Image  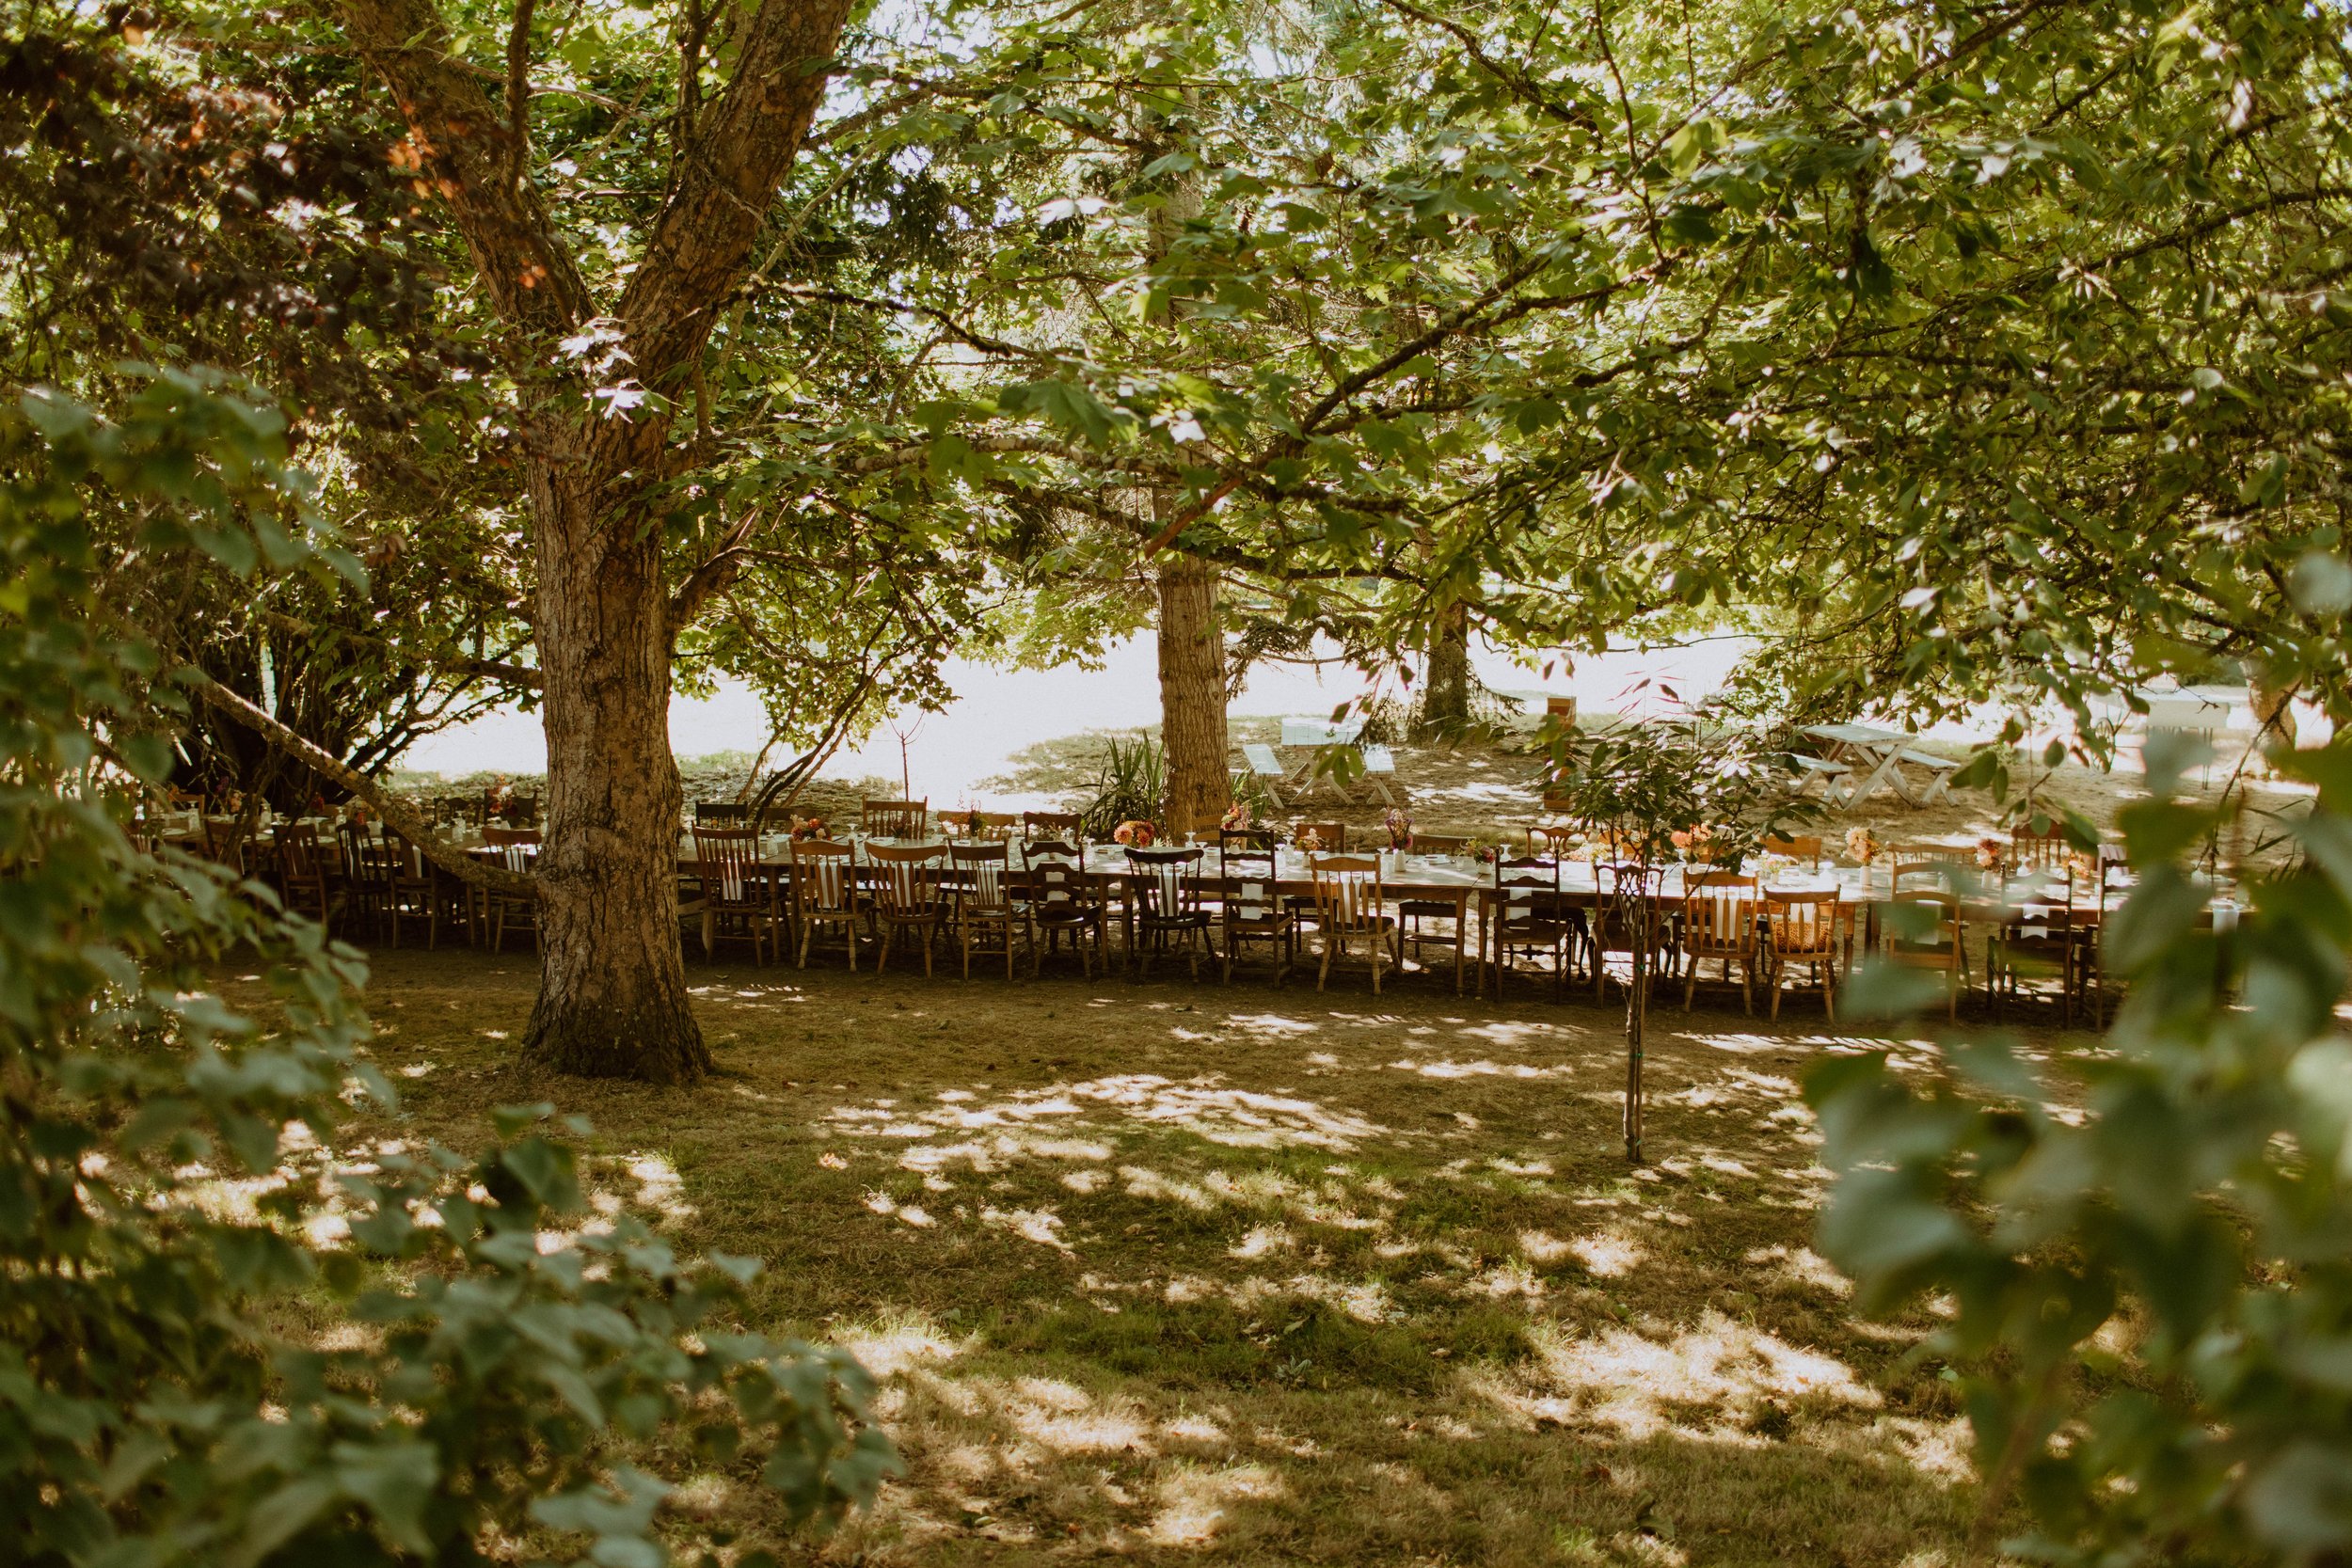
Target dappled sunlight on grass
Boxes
[265,945,2099,1566]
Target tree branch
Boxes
[186,670,539,900]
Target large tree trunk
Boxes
[1416,600,1472,741]
[522,470,708,1082]
[1158,552,1230,838]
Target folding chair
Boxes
[1241,743,1289,809]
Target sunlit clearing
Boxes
[1148,1463,1285,1545]
[1514,1311,1880,1439]
[1569,1231,1645,1278]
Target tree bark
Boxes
[343,0,851,1082]
[1157,552,1230,838]
[1416,600,1472,740]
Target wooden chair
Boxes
[948,842,1025,979]
[692,826,775,965]
[381,829,445,949]
[1591,862,1670,1001]
[2010,822,2071,873]
[1681,872,1761,1014]
[1022,839,1106,978]
[862,799,930,840]
[695,800,751,827]
[1764,891,1840,1020]
[200,816,249,877]
[789,838,862,971]
[1991,862,2079,1022]
[1309,855,1396,993]
[1491,854,1571,1001]
[276,821,339,933]
[1289,820,1346,853]
[1126,847,1216,980]
[866,843,946,975]
[1762,834,1823,870]
[1023,811,1083,843]
[1526,824,1582,857]
[334,822,384,938]
[946,809,1023,842]
[1886,889,1965,1019]
[481,827,541,952]
[1396,835,1474,994]
[1217,832,1295,985]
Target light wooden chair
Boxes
[692,826,775,966]
[1526,824,1582,857]
[1886,889,1965,1019]
[1764,891,1840,1021]
[1681,872,1760,1014]
[1397,834,1474,994]
[948,842,1025,979]
[1309,855,1396,993]
[1023,811,1083,843]
[866,843,946,975]
[480,827,541,952]
[861,799,930,840]
[1761,834,1824,870]
[789,838,862,971]
[1591,862,1669,1001]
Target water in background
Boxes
[397,634,1755,800]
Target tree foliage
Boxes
[0,373,890,1565]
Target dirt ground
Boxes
[283,941,2097,1566]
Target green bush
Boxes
[0,373,894,1567]
[1809,735,2352,1563]
[1077,733,1165,839]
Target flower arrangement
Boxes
[1470,839,1500,864]
[1976,836,2006,872]
[1220,800,1252,832]
[952,806,987,837]
[1669,823,1713,861]
[1113,819,1157,847]
[1384,807,1413,849]
[1293,826,1324,853]
[1845,826,1880,865]
[788,815,829,842]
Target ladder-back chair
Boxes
[1217,832,1295,985]
[1022,839,1106,978]
[1023,811,1083,843]
[1309,855,1395,993]
[695,800,751,827]
[865,843,946,975]
[1764,890,1840,1020]
[1491,854,1571,1001]
[1126,847,1216,981]
[381,828,446,949]
[692,826,775,965]
[277,821,339,932]
[1762,834,1824,870]
[1396,836,1475,994]
[789,838,862,971]
[1681,872,1761,1014]
[948,842,1025,979]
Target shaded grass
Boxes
[275,944,2058,1566]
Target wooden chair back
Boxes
[1023,811,1082,842]
[1412,833,1472,856]
[1494,854,1560,935]
[1891,858,1958,894]
[789,838,857,916]
[1022,839,1094,918]
[695,800,751,826]
[862,799,930,839]
[946,809,1022,841]
[1889,890,1963,954]
[278,821,330,882]
[1762,833,1823,868]
[1526,824,1581,857]
[1765,890,1840,960]
[483,825,541,874]
[2010,822,2070,872]
[1309,855,1385,933]
[866,842,944,917]
[1218,835,1281,921]
[693,826,763,904]
[949,842,1013,913]
[1291,820,1346,853]
[1126,847,1208,923]
[1682,872,1759,958]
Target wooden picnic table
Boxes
[1800,723,1962,809]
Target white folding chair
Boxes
[1241,742,1289,808]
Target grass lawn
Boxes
[272,943,2033,1567]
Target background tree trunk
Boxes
[1158,552,1230,838]
[521,470,709,1082]
[1415,600,1472,740]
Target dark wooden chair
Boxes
[692,826,775,965]
[1217,831,1294,985]
[1127,846,1216,981]
[481,827,541,952]
[861,799,930,840]
[948,842,1025,978]
[866,842,946,975]
[1492,854,1572,1001]
[1022,839,1106,978]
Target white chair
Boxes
[1359,743,1399,806]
